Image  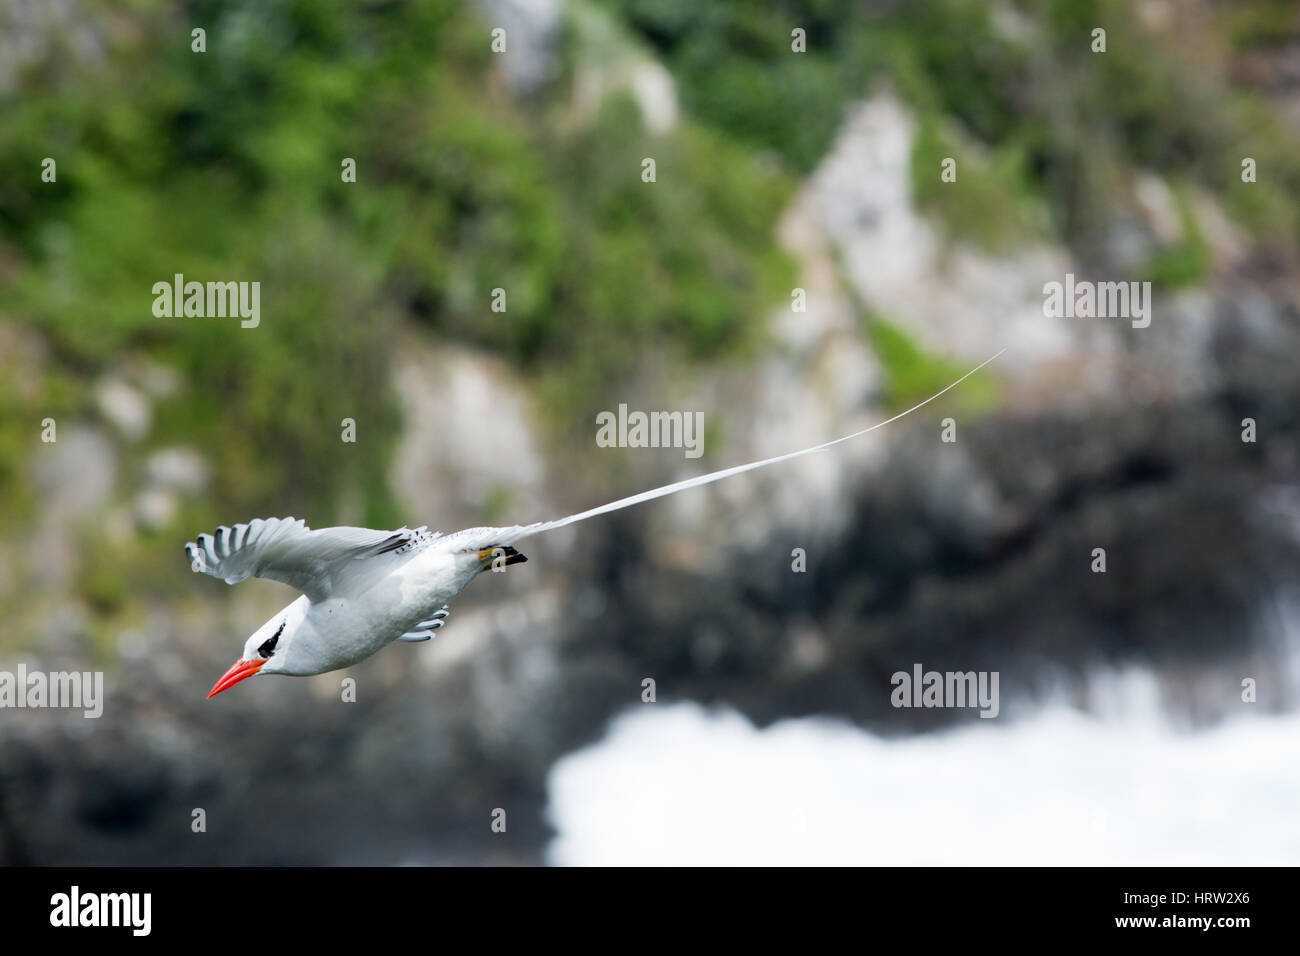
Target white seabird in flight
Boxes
[191,350,1003,697]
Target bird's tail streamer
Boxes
[503,347,1007,545]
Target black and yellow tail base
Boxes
[477,546,528,567]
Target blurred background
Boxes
[2,0,1300,865]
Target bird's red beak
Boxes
[207,657,266,698]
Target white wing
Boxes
[447,349,1006,551]
[185,517,440,602]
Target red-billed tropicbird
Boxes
[191,350,1003,697]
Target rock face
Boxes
[566,0,681,134]
[26,426,118,590]
[472,0,563,96]
[389,335,551,529]
[0,0,104,95]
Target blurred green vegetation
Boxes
[1220,0,1300,51]
[1142,182,1211,290]
[910,115,1048,252]
[864,316,1000,416]
[0,0,795,546]
[601,0,1300,255]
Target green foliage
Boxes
[594,0,872,172]
[543,96,793,372]
[910,116,1047,251]
[864,316,999,416]
[600,0,1300,259]
[0,381,40,526]
[1141,185,1211,290]
[0,0,795,545]
[1219,0,1300,50]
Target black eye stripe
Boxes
[258,621,286,659]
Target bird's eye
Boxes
[258,621,286,659]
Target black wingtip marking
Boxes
[374,533,409,555]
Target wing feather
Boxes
[184,518,441,602]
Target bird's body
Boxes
[265,538,497,674]
[190,350,1004,696]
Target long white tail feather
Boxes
[493,347,1006,547]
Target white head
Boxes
[207,598,309,698]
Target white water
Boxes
[546,670,1300,866]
